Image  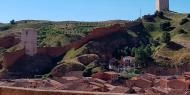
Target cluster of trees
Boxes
[113,43,153,67]
[133,45,153,67]
[112,29,171,68]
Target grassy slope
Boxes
[0,12,190,66]
[0,20,128,47]
[149,12,190,65]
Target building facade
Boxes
[156,0,169,11]
[21,28,37,56]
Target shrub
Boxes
[177,29,187,34]
[0,25,12,31]
[145,23,154,32]
[160,21,171,31]
[91,67,104,74]
[154,11,164,18]
[143,15,154,22]
[63,45,86,61]
[161,32,171,44]
[187,14,190,18]
[180,18,189,25]
[120,71,139,79]
[10,19,16,25]
[83,68,93,77]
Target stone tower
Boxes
[156,0,169,11]
[21,28,37,56]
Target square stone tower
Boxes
[21,28,37,56]
[156,0,169,11]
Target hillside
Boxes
[142,11,190,66]
[0,11,190,78]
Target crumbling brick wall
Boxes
[2,22,141,70]
[0,35,20,48]
[2,49,25,69]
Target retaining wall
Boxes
[0,86,123,95]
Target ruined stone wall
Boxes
[37,47,71,57]
[0,36,19,48]
[2,49,25,69]
[2,22,141,69]
[0,86,123,95]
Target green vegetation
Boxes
[119,69,140,79]
[62,45,86,61]
[10,19,16,25]
[161,32,171,44]
[0,25,12,31]
[83,62,105,77]
[134,45,153,67]
[141,11,190,67]
[188,14,190,18]
[0,11,190,72]
[179,18,189,25]
[160,21,171,31]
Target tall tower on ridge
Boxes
[156,0,169,11]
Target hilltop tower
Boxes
[21,28,37,56]
[156,0,169,11]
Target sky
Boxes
[0,0,190,23]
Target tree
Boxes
[83,68,92,77]
[131,47,136,56]
[144,45,152,57]
[134,45,153,67]
[135,48,147,67]
[10,19,16,25]
[124,47,131,56]
[177,29,187,34]
[160,21,171,31]
[161,32,171,44]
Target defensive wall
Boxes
[0,35,20,48]
[2,21,142,69]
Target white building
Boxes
[21,28,37,56]
[156,0,169,11]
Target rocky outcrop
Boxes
[50,60,85,77]
[74,54,99,65]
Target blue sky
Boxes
[0,0,190,23]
